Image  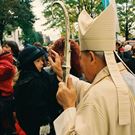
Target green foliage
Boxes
[43,0,135,40]
[116,0,135,39]
[21,29,44,45]
[0,0,35,43]
[43,0,103,39]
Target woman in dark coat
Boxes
[14,46,62,135]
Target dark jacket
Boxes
[122,51,135,74]
[14,69,62,135]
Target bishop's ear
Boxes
[88,51,96,63]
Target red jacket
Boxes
[15,121,27,135]
[0,52,16,96]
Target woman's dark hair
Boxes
[2,41,19,58]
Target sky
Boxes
[31,0,61,41]
[31,0,46,32]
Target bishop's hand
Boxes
[56,76,77,110]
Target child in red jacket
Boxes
[15,121,26,135]
[0,47,16,135]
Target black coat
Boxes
[14,69,62,135]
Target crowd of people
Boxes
[116,40,135,73]
[0,1,135,135]
[0,37,84,135]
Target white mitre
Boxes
[78,4,116,51]
[78,3,131,126]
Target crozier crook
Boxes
[52,1,71,83]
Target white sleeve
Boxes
[54,107,76,135]
[54,102,107,135]
[70,75,91,104]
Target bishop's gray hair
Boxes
[82,50,105,60]
[93,51,104,59]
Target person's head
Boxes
[78,4,116,82]
[52,37,82,78]
[33,42,49,66]
[2,41,19,59]
[116,40,121,51]
[33,42,42,48]
[33,57,44,72]
[132,45,135,55]
[18,46,45,72]
[80,50,106,82]
[124,44,132,53]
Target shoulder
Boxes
[15,71,39,86]
[92,76,116,95]
[76,77,117,120]
[83,76,117,106]
[43,67,57,79]
[42,67,58,83]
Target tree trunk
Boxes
[0,24,5,45]
[125,21,129,40]
[125,0,129,40]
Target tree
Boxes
[43,0,103,39]
[21,29,44,45]
[0,0,35,44]
[116,0,135,40]
[18,0,35,40]
[43,0,135,40]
